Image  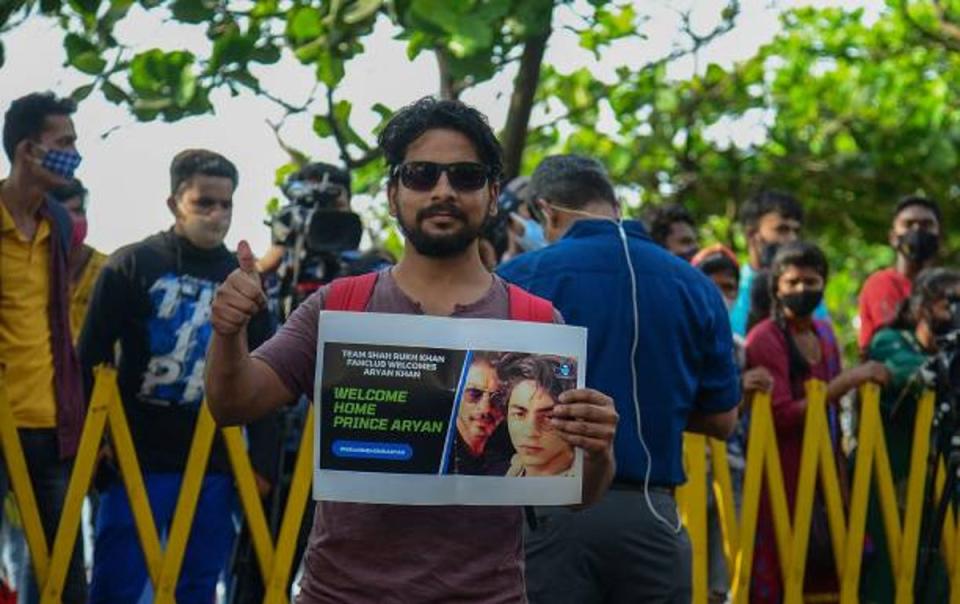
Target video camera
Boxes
[269,166,364,318]
[929,294,960,395]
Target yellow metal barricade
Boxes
[678,382,947,604]
[0,366,315,604]
[4,366,960,603]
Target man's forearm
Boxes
[205,331,259,425]
[580,450,615,507]
[686,409,737,439]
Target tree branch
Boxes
[637,0,741,75]
[323,86,382,170]
[436,50,468,100]
[501,19,553,180]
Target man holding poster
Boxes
[205,97,618,603]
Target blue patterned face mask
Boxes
[39,147,82,180]
[512,214,547,251]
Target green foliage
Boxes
[4,1,958,363]
[524,4,960,362]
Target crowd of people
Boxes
[0,89,955,604]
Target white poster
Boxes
[313,311,587,506]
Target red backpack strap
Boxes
[507,284,555,323]
[325,273,379,311]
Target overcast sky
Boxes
[0,0,882,256]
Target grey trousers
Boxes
[524,488,691,604]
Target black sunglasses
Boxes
[463,386,506,410]
[393,161,491,192]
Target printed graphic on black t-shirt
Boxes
[140,272,218,408]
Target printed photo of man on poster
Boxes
[452,352,512,476]
[498,354,577,477]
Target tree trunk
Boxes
[436,51,461,100]
[500,24,552,181]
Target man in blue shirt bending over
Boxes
[498,155,740,603]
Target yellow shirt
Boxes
[0,199,57,427]
[70,248,108,344]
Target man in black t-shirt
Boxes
[78,149,278,604]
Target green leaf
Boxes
[332,99,352,124]
[176,66,197,106]
[315,54,345,86]
[313,115,333,137]
[211,27,255,68]
[342,0,382,25]
[129,49,195,97]
[405,30,432,60]
[70,83,95,102]
[0,43,5,69]
[250,43,281,64]
[101,80,129,103]
[265,196,281,217]
[230,69,259,91]
[68,0,100,16]
[250,0,278,18]
[64,33,107,74]
[170,0,214,23]
[274,162,301,186]
[288,6,323,42]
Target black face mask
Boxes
[759,241,780,268]
[897,230,940,265]
[780,290,823,317]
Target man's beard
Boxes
[397,201,489,258]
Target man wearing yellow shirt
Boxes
[0,92,87,603]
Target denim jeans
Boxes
[0,429,86,604]
[90,473,236,604]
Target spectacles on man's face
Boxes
[463,386,506,410]
[393,161,491,192]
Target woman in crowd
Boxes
[745,241,889,602]
[860,267,960,603]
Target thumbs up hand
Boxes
[212,240,268,336]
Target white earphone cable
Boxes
[546,202,682,533]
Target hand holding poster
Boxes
[314,311,587,505]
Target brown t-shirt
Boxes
[252,270,553,604]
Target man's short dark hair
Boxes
[738,190,804,232]
[529,155,616,210]
[497,354,577,404]
[3,92,77,162]
[379,97,503,180]
[291,161,351,196]
[646,203,695,246]
[893,194,942,225]
[169,149,239,195]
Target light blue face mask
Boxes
[513,214,547,251]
